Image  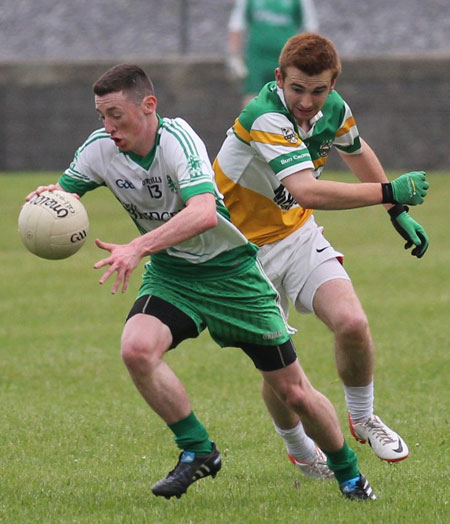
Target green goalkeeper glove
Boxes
[381,171,429,205]
[388,204,429,258]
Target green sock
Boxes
[323,440,360,484]
[168,412,212,454]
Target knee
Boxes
[277,383,312,415]
[334,310,369,341]
[121,327,166,372]
[121,315,172,371]
[121,337,151,368]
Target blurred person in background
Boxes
[227,0,318,107]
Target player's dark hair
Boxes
[279,33,342,81]
[93,64,155,103]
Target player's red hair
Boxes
[279,33,342,81]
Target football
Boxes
[18,190,89,260]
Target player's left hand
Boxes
[226,54,247,80]
[390,171,429,205]
[25,183,70,201]
[94,238,142,294]
[388,205,429,258]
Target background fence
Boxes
[0,0,449,171]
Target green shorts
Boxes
[135,259,291,348]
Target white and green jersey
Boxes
[214,82,361,246]
[59,116,257,279]
[229,0,318,94]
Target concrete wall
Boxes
[0,56,448,172]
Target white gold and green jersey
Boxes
[214,82,362,246]
[59,116,257,279]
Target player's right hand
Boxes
[390,171,428,205]
[388,204,429,258]
[94,238,142,294]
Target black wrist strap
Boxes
[388,204,408,219]
[381,183,395,204]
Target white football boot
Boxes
[288,446,334,479]
[349,414,409,463]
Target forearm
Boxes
[283,170,384,210]
[283,167,427,210]
[297,179,384,210]
[228,30,243,56]
[131,194,217,257]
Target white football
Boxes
[18,190,89,260]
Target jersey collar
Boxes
[297,110,324,138]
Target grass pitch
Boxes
[1,172,449,523]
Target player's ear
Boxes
[275,67,283,88]
[142,95,157,115]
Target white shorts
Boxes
[258,216,351,315]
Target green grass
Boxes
[1,172,449,523]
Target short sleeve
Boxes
[248,111,314,180]
[161,119,216,202]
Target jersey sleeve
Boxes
[333,101,362,155]
[228,0,248,31]
[243,111,315,180]
[300,0,319,32]
[59,129,108,196]
[161,118,216,202]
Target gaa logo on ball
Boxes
[18,190,89,260]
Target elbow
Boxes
[294,184,320,209]
[203,212,218,230]
[296,194,316,209]
[195,209,217,234]
[285,174,319,209]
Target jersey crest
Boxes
[318,140,333,157]
[187,155,205,179]
[281,127,299,144]
[166,175,178,193]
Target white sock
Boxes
[344,382,374,423]
[273,421,317,463]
